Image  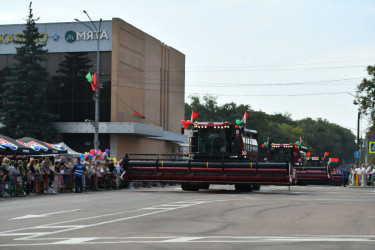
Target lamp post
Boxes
[75,11,102,150]
[347,92,361,165]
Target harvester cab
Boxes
[182,121,258,161]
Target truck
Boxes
[121,121,296,192]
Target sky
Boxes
[1,0,375,137]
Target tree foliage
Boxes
[0,2,59,141]
[355,65,375,134]
[185,95,356,163]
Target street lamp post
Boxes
[75,11,102,150]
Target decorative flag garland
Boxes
[133,110,146,119]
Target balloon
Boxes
[105,149,110,154]
[90,149,95,154]
[80,154,85,159]
[235,125,239,129]
[181,120,185,124]
[183,125,188,129]
[113,158,117,162]
[186,120,192,125]
[236,119,241,125]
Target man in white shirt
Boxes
[354,165,362,186]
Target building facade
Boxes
[0,18,186,158]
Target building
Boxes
[0,18,187,158]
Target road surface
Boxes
[0,185,374,249]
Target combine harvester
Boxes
[261,142,331,185]
[121,120,296,192]
[294,155,332,185]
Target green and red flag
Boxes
[86,72,98,91]
[133,110,145,119]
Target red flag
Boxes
[243,111,248,123]
[133,110,145,119]
[191,111,198,123]
[92,72,98,91]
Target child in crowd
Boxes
[58,165,66,193]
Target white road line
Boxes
[9,209,82,220]
[0,199,229,241]
[0,235,375,246]
[163,237,204,242]
[52,238,97,244]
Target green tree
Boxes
[185,95,356,163]
[355,65,375,132]
[0,2,58,141]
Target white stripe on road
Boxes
[9,209,82,220]
[0,235,375,246]
[0,199,228,241]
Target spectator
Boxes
[25,168,34,195]
[354,164,362,186]
[115,162,125,189]
[58,164,66,193]
[361,164,366,186]
[72,158,84,193]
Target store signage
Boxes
[65,30,109,43]
[0,32,47,44]
[0,30,109,44]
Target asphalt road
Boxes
[0,184,374,249]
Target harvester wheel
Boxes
[181,183,200,191]
[199,183,210,189]
[235,184,253,192]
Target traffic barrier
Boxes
[1,172,126,198]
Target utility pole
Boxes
[75,12,102,150]
[357,110,360,166]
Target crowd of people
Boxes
[340,161,375,187]
[0,155,126,197]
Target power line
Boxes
[186,91,357,97]
[112,83,356,97]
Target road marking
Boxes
[0,235,375,246]
[53,238,97,244]
[163,237,204,242]
[9,209,82,220]
[0,199,229,241]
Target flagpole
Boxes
[76,11,102,150]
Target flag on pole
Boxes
[243,111,249,123]
[133,110,146,119]
[92,72,98,91]
[191,110,198,123]
[86,72,93,83]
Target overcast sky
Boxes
[1,0,375,136]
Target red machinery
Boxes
[262,142,332,185]
[121,121,296,192]
[295,156,332,185]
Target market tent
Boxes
[52,142,81,157]
[16,137,68,155]
[0,134,32,155]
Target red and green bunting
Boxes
[133,110,145,119]
[86,72,98,91]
